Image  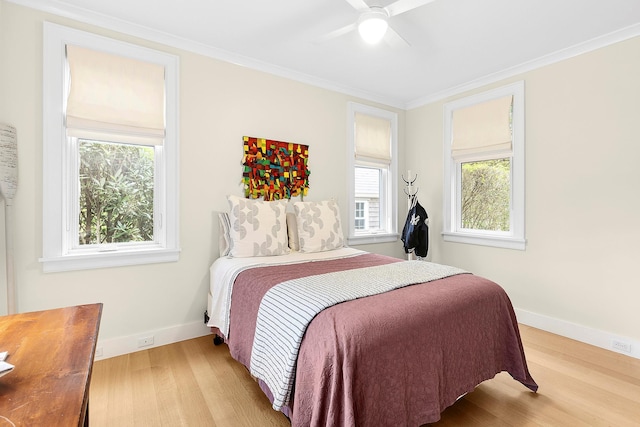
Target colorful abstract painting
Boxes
[242,136,310,200]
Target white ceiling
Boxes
[14,0,640,108]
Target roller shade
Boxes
[452,95,512,159]
[355,112,391,163]
[65,45,165,146]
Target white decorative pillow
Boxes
[218,212,231,256]
[286,212,300,251]
[293,200,345,253]
[227,195,289,257]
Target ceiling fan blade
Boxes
[316,22,358,43]
[384,26,410,48]
[385,0,437,17]
[343,0,371,12]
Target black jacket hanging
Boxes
[401,198,429,258]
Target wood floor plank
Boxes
[148,345,188,426]
[520,325,640,383]
[463,374,597,427]
[90,326,640,426]
[103,354,135,425]
[129,351,162,426]
[181,338,230,425]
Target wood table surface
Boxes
[0,304,103,427]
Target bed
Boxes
[207,197,537,426]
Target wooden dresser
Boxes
[0,304,103,426]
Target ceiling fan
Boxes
[320,0,437,46]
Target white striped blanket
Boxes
[249,260,467,410]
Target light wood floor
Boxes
[90,325,640,426]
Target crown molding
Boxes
[5,0,406,109]
[405,22,640,110]
[7,0,640,111]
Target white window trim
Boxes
[347,102,398,245]
[442,81,526,250]
[41,22,180,272]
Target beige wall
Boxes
[2,0,637,357]
[407,36,640,344]
[0,2,406,354]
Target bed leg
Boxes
[213,335,224,346]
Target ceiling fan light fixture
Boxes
[358,8,389,44]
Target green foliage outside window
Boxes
[78,140,154,245]
[461,158,510,231]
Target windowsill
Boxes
[442,231,525,250]
[347,233,399,246]
[40,247,181,273]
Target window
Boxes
[347,103,398,244]
[443,81,525,250]
[41,23,180,272]
[355,167,379,231]
[77,139,155,245]
[354,200,368,230]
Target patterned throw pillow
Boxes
[227,195,289,257]
[286,212,300,251]
[218,212,231,256]
[293,200,345,253]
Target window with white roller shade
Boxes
[42,23,180,272]
[443,82,525,250]
[347,103,398,244]
[354,112,391,164]
[65,45,166,146]
[451,95,513,159]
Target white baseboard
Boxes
[95,320,212,360]
[94,309,639,361]
[515,308,640,360]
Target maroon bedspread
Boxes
[226,253,537,426]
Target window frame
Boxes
[442,81,526,250]
[41,22,180,272]
[347,102,398,245]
